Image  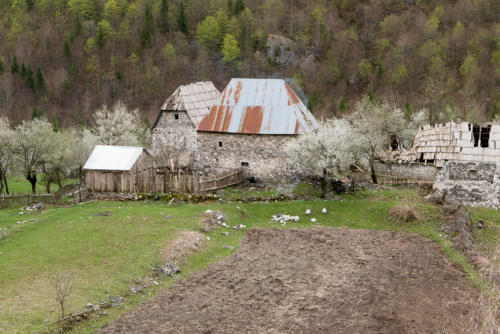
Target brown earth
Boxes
[99,228,478,334]
[160,231,207,263]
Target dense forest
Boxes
[0,0,499,126]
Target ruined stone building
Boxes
[399,121,500,167]
[433,161,499,209]
[195,78,318,182]
[152,81,220,169]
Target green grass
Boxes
[0,187,497,333]
[2,176,76,196]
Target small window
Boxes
[218,141,222,147]
[241,162,249,167]
[174,114,179,120]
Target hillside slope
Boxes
[0,0,499,125]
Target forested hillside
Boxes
[0,0,499,126]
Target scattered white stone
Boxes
[311,218,317,223]
[322,208,327,214]
[305,209,311,215]
[271,214,300,226]
[221,232,229,236]
[206,236,210,240]
[205,209,213,214]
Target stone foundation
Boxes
[375,161,439,181]
[433,162,500,209]
[196,132,298,184]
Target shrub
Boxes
[388,204,423,223]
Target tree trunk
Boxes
[46,181,51,194]
[26,173,37,194]
[0,172,3,194]
[321,168,327,198]
[3,174,9,195]
[370,160,377,184]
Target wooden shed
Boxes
[84,145,153,192]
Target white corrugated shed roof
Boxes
[155,81,220,127]
[83,145,144,171]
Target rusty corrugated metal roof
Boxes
[154,81,220,128]
[197,78,318,135]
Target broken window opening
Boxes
[241,162,249,167]
[480,125,491,148]
[218,141,222,147]
[174,114,179,120]
[418,153,425,163]
[473,125,480,147]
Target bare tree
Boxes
[51,272,73,321]
[286,118,354,198]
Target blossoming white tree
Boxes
[348,98,426,183]
[92,101,151,147]
[286,118,354,197]
[14,117,58,193]
[0,118,15,194]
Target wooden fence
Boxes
[86,168,243,194]
[198,169,243,192]
[0,193,56,209]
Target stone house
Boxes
[196,78,318,183]
[152,81,220,169]
[84,145,153,192]
[399,121,500,167]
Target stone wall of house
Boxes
[433,162,500,209]
[375,161,439,181]
[196,132,297,183]
[152,110,197,166]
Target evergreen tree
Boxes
[25,65,35,90]
[31,107,44,119]
[141,3,155,47]
[36,68,45,91]
[20,63,26,77]
[233,0,245,16]
[158,0,169,34]
[63,40,72,60]
[0,59,4,74]
[51,115,60,132]
[177,0,188,36]
[26,0,34,11]
[10,57,18,74]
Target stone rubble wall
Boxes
[375,161,439,181]
[152,110,197,165]
[400,122,500,167]
[195,132,298,183]
[433,162,500,209]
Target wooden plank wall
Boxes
[85,168,242,194]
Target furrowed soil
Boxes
[99,227,478,333]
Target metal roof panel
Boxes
[83,145,144,171]
[197,78,318,135]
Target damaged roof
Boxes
[197,78,318,135]
[83,145,145,171]
[155,81,220,127]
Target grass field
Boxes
[0,187,498,333]
[2,176,77,196]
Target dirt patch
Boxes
[160,231,206,263]
[100,228,478,333]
